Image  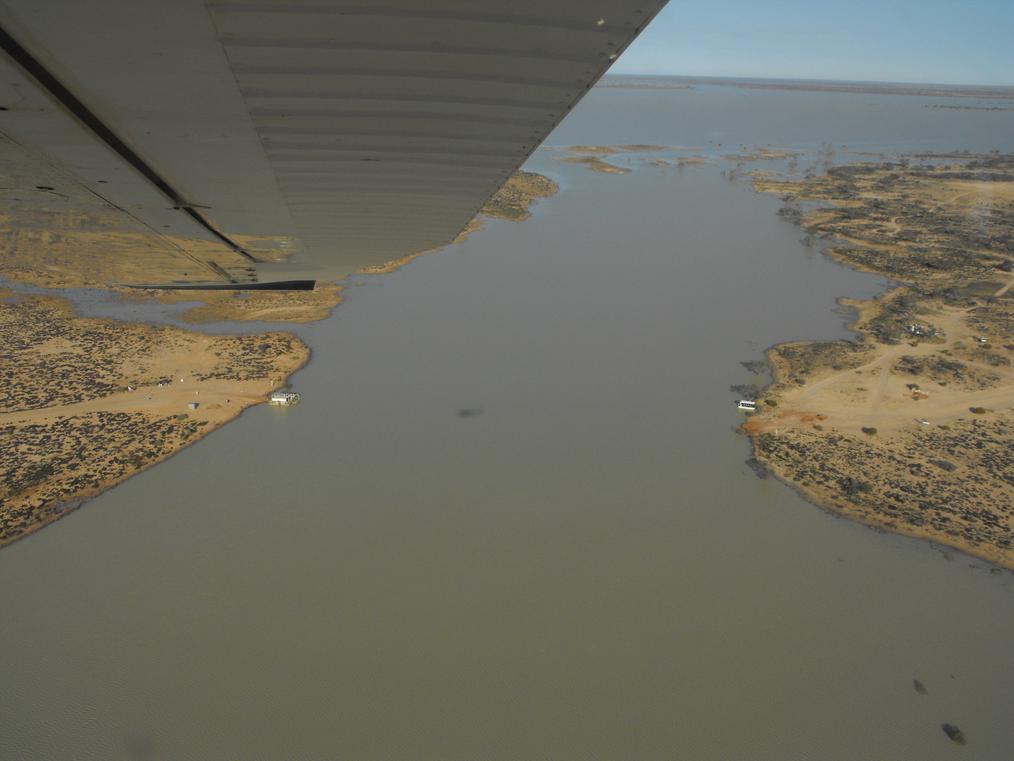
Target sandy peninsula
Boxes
[1,162,557,546]
[744,154,1014,567]
[0,289,308,545]
[358,170,558,275]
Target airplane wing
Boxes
[0,1,667,283]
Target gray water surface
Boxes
[2,85,1014,760]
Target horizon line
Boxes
[605,72,1014,91]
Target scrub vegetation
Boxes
[745,154,1014,567]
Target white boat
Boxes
[269,391,300,406]
[737,400,758,412]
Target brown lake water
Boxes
[2,83,1014,760]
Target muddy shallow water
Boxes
[2,84,1014,760]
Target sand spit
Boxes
[648,156,711,169]
[359,170,558,275]
[565,144,672,154]
[555,145,674,175]
[558,155,631,174]
[745,154,1014,567]
[0,290,309,546]
[150,282,345,323]
[557,145,704,175]
[722,149,801,162]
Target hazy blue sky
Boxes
[614,1,1014,86]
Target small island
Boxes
[555,145,673,175]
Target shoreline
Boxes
[747,426,1012,572]
[752,320,1014,571]
[741,153,1014,569]
[512,143,1014,568]
[0,287,313,546]
[1,169,557,548]
[0,346,308,549]
[359,169,560,275]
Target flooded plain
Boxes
[2,83,1014,759]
